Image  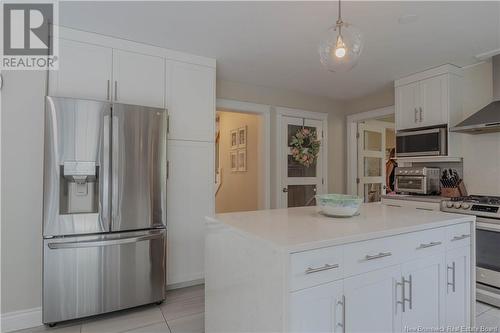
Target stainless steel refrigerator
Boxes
[43,96,167,325]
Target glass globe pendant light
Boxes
[318,0,363,72]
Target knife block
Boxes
[440,180,468,198]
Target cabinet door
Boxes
[396,82,419,131]
[419,75,448,127]
[401,254,446,330]
[343,266,402,333]
[112,49,165,108]
[49,39,112,100]
[166,140,214,285]
[289,280,344,333]
[167,60,215,141]
[445,246,471,327]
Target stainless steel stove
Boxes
[442,195,500,307]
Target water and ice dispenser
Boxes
[59,161,99,214]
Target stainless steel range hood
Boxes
[450,56,500,134]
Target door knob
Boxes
[282,188,288,193]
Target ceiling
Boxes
[59,1,500,101]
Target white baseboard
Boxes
[167,278,204,291]
[0,307,42,333]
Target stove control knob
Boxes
[454,202,462,209]
[446,202,454,208]
[462,203,470,209]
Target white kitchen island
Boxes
[205,203,476,333]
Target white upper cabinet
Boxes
[395,65,462,131]
[419,75,448,127]
[49,39,112,100]
[396,82,420,130]
[167,60,215,142]
[112,49,165,108]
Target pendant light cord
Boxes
[336,0,343,34]
[338,0,342,23]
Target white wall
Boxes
[215,112,263,213]
[1,71,46,314]
[460,61,500,195]
[217,79,348,196]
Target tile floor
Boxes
[13,286,500,333]
[476,301,500,329]
[15,285,204,333]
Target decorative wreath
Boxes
[290,128,321,167]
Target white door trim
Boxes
[216,98,272,209]
[346,105,395,195]
[275,107,328,208]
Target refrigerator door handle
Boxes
[47,231,163,249]
[102,111,112,231]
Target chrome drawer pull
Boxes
[447,262,456,293]
[416,241,442,250]
[404,275,413,310]
[364,252,392,261]
[451,234,470,242]
[305,263,339,274]
[337,295,346,332]
[396,277,405,313]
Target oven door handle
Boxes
[477,218,500,232]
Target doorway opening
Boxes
[346,107,395,203]
[215,110,267,213]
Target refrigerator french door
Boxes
[43,96,167,324]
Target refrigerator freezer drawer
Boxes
[43,229,166,324]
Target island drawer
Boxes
[445,223,472,249]
[404,227,446,259]
[289,246,343,291]
[343,235,407,277]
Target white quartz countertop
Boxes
[207,203,474,252]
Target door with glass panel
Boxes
[281,116,324,208]
[357,122,386,202]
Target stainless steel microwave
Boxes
[396,127,447,157]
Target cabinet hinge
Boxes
[0,74,3,90]
[167,114,170,134]
[321,131,324,139]
[356,132,360,139]
[167,161,169,179]
[356,178,360,184]
[322,178,324,185]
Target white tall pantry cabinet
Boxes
[50,27,216,288]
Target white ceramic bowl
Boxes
[316,194,363,217]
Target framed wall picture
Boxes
[238,126,247,148]
[237,149,247,172]
[230,130,238,149]
[230,151,238,172]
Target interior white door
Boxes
[167,140,214,285]
[167,60,215,142]
[357,122,386,203]
[445,246,471,327]
[289,280,344,333]
[343,265,402,333]
[49,39,112,100]
[401,254,446,330]
[419,75,447,127]
[396,82,419,130]
[112,49,165,108]
[280,116,324,208]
